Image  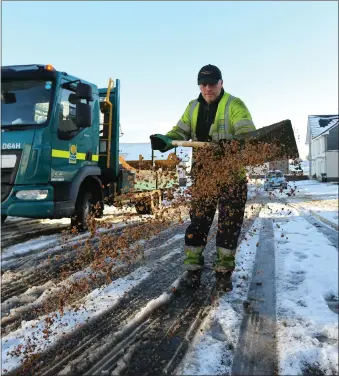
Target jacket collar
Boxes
[198,88,225,105]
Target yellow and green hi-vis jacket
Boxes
[166,91,256,180]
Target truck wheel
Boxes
[1,215,7,224]
[94,200,104,218]
[135,199,151,215]
[135,193,161,215]
[71,190,93,232]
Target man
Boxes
[150,64,255,291]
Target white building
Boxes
[306,115,339,182]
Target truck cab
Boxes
[1,64,118,229]
[1,64,178,230]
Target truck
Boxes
[1,64,180,231]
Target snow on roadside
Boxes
[310,210,338,229]
[2,234,184,325]
[176,218,262,375]
[291,199,338,228]
[1,239,184,374]
[261,203,338,376]
[265,180,338,201]
[1,235,60,260]
[3,217,70,225]
[1,217,145,268]
[1,265,150,373]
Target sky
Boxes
[2,1,338,158]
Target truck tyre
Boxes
[135,199,151,215]
[71,190,93,232]
[94,200,104,218]
[1,215,7,224]
[135,193,160,215]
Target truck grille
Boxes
[1,150,22,202]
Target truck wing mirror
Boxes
[76,103,92,128]
[76,83,93,101]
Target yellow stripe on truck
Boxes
[52,149,69,158]
[51,149,99,162]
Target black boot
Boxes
[185,269,202,288]
[215,271,233,292]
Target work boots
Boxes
[184,269,202,288]
[183,269,233,291]
[215,270,233,292]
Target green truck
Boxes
[1,64,179,230]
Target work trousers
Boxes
[183,179,248,270]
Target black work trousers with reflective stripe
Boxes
[184,180,248,250]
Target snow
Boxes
[257,179,338,227]
[311,210,338,229]
[280,181,337,228]
[260,203,338,376]
[177,218,262,375]
[2,266,156,372]
[1,213,146,268]
[308,115,338,139]
[1,235,185,374]
[178,183,338,375]
[2,177,338,375]
[3,217,70,225]
[291,199,338,228]
[1,235,60,260]
[2,234,185,328]
[289,180,338,197]
[1,266,150,373]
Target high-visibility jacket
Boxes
[166,91,255,142]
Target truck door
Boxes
[50,79,95,184]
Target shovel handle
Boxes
[171,140,211,148]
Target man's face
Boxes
[199,80,223,104]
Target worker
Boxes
[150,64,255,291]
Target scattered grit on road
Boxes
[1,183,338,376]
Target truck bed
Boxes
[119,153,179,192]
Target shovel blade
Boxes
[235,119,299,160]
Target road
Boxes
[1,182,338,376]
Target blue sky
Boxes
[2,1,338,158]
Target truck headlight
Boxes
[16,190,48,200]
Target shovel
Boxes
[150,119,299,161]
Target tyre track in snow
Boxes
[9,203,263,376]
[1,211,142,251]
[80,203,263,376]
[285,201,338,250]
[7,238,187,376]
[2,200,262,376]
[1,220,149,301]
[1,221,69,249]
[231,197,338,376]
[92,268,216,376]
[1,222,188,332]
[232,218,277,376]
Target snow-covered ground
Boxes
[1,179,338,375]
[250,179,338,228]
[263,203,338,375]
[177,218,262,375]
[175,181,338,375]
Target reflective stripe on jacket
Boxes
[166,91,255,141]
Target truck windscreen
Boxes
[1,80,53,127]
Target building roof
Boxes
[307,115,339,139]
